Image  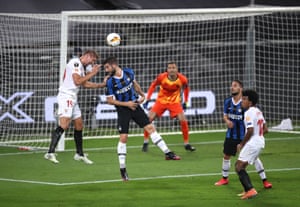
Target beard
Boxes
[231,91,239,96]
[107,67,116,76]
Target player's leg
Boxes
[72,116,93,164]
[48,117,69,153]
[142,111,156,152]
[45,94,73,163]
[142,102,165,152]
[254,157,272,188]
[118,133,129,181]
[134,106,180,160]
[235,144,260,199]
[235,160,257,200]
[73,117,84,156]
[176,111,195,151]
[117,108,131,181]
[215,139,240,186]
[215,154,231,185]
[44,116,70,163]
[144,124,181,160]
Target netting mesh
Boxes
[0,8,299,149]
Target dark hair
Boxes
[167,61,177,66]
[102,56,118,65]
[242,89,259,105]
[166,61,179,72]
[232,79,243,88]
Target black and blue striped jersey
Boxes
[106,67,139,102]
[223,97,245,140]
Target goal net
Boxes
[0,7,299,150]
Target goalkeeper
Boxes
[142,61,195,152]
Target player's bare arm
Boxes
[133,80,145,104]
[223,114,234,128]
[237,127,253,151]
[263,123,268,134]
[83,81,106,88]
[73,64,101,86]
[83,73,108,89]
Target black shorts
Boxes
[116,105,150,134]
[223,138,242,156]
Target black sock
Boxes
[74,130,83,156]
[238,169,253,192]
[48,126,64,153]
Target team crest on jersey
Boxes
[118,126,122,132]
[246,116,251,121]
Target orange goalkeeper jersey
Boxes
[146,72,189,104]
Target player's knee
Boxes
[144,124,155,134]
[235,161,242,172]
[235,160,247,172]
[74,118,84,130]
[223,154,231,160]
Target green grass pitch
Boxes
[0,131,299,207]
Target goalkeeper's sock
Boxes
[74,130,83,156]
[180,120,189,144]
[48,126,64,153]
[143,130,150,144]
[144,130,149,139]
[144,118,153,142]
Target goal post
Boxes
[0,7,300,150]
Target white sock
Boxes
[150,131,169,153]
[117,142,127,169]
[254,158,266,180]
[222,158,231,178]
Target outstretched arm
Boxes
[83,75,109,89]
[182,84,190,103]
[146,78,159,101]
[73,64,101,86]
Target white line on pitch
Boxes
[0,167,299,186]
[0,136,299,156]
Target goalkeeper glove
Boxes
[182,102,188,111]
[143,101,149,109]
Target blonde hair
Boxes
[82,50,99,59]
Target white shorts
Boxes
[238,143,263,165]
[57,92,81,120]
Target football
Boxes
[106,33,121,47]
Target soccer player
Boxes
[44,50,106,164]
[142,61,195,152]
[235,89,268,199]
[215,80,272,189]
[103,56,180,181]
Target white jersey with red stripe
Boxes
[244,106,266,148]
[58,58,85,98]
